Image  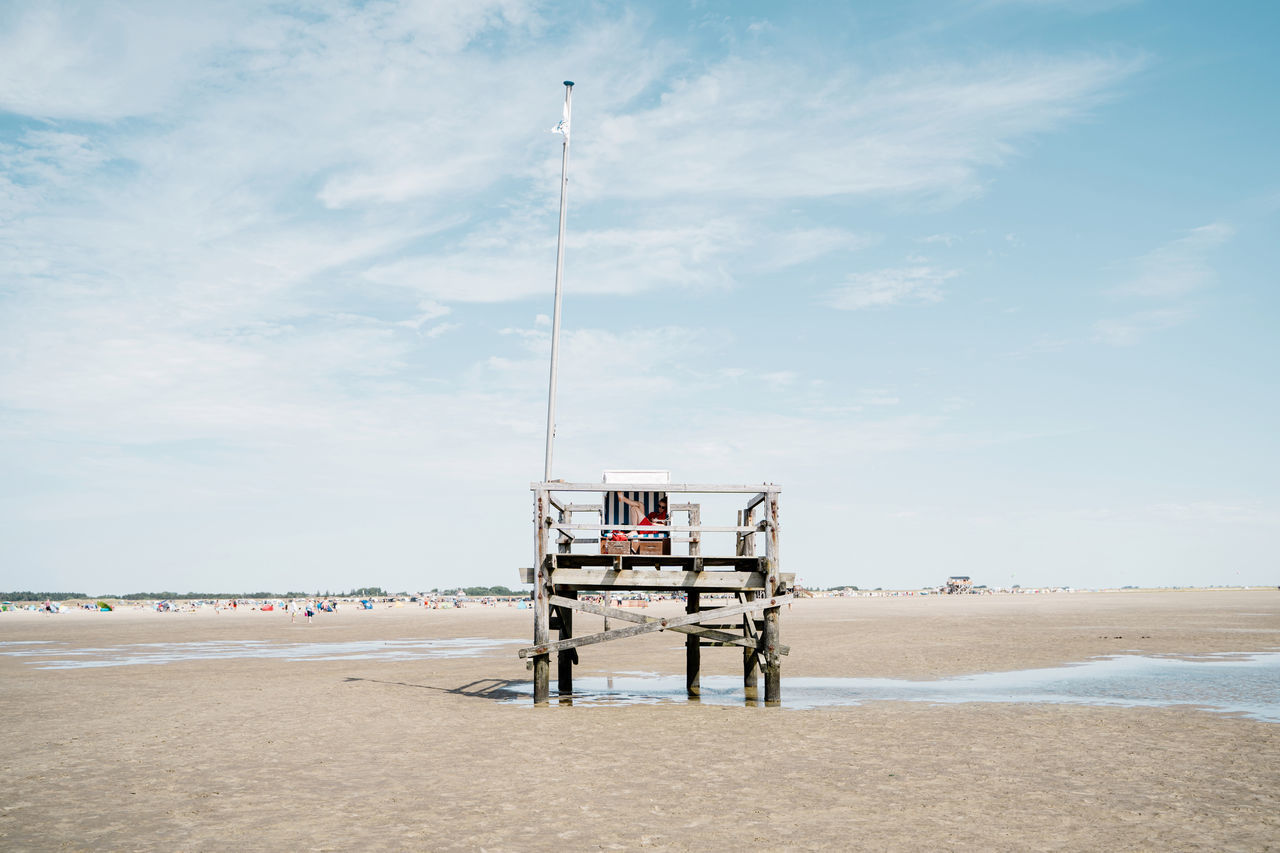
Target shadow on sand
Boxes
[342,675,526,702]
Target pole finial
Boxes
[563,80,574,87]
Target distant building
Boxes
[945,576,973,594]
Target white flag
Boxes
[550,100,570,138]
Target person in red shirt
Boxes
[615,492,669,552]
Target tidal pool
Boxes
[512,652,1280,722]
[0,637,523,668]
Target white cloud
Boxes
[0,2,236,121]
[1117,222,1234,298]
[1093,307,1192,346]
[365,217,746,302]
[1095,222,1234,345]
[423,321,461,338]
[758,228,881,270]
[10,3,1252,594]
[827,265,960,310]
[572,54,1138,204]
[396,301,452,330]
[761,371,798,389]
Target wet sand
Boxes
[2,590,1277,851]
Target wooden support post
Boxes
[763,603,780,703]
[686,591,700,696]
[557,591,575,696]
[555,507,573,696]
[742,590,759,701]
[686,503,701,697]
[601,503,611,631]
[763,491,781,704]
[533,487,551,704]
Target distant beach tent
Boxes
[96,601,113,611]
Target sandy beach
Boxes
[2,589,1277,851]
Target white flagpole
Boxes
[544,81,573,483]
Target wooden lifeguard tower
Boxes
[518,476,793,704]
[521,85,791,703]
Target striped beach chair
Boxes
[601,489,670,554]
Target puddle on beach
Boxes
[5,639,1277,722]
[0,637,523,669]
[508,652,1280,722]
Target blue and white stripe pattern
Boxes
[602,490,668,538]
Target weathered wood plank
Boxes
[518,594,793,658]
[540,569,771,592]
[532,482,782,494]
[742,590,759,700]
[546,595,788,653]
[517,567,795,589]
[553,523,761,533]
[548,554,766,570]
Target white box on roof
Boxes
[603,469,670,484]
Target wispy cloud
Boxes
[1116,222,1234,298]
[365,216,745,302]
[1095,222,1233,345]
[7,1,1233,594]
[1093,307,1193,347]
[0,3,236,121]
[573,54,1139,204]
[826,265,960,310]
[396,302,452,330]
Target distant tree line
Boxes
[1,591,88,602]
[429,585,520,597]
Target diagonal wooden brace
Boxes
[546,595,790,655]
[518,594,793,659]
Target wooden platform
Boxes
[548,553,766,570]
[517,564,794,592]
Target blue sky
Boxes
[1,0,1276,594]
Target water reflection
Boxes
[516,653,1280,722]
[0,637,523,668]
